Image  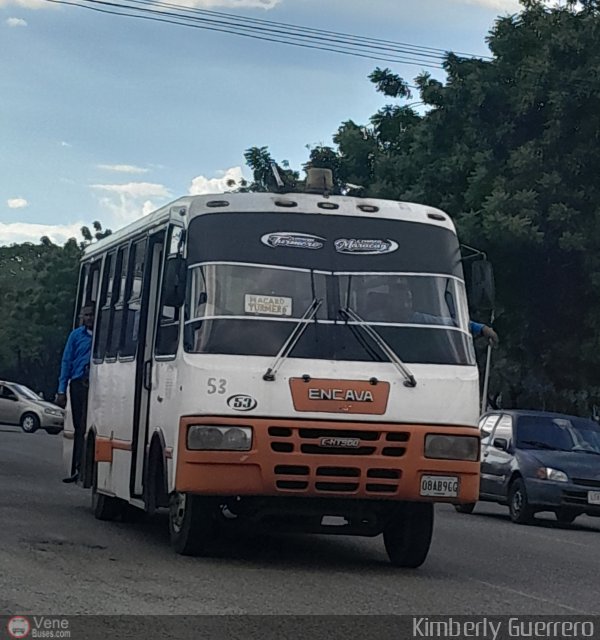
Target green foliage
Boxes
[241,1,600,416]
[242,146,299,192]
[0,224,112,399]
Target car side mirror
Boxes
[163,256,187,307]
[471,260,495,311]
[493,437,509,451]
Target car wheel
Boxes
[169,492,218,556]
[556,509,578,525]
[91,462,123,521]
[508,478,534,524]
[383,502,434,568]
[20,413,40,433]
[454,503,476,514]
[45,428,62,435]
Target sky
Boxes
[0,0,523,245]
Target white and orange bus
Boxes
[64,173,489,567]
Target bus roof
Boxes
[82,192,455,260]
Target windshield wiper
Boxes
[571,447,600,456]
[340,306,417,388]
[519,440,560,451]
[263,298,323,382]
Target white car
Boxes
[0,380,64,434]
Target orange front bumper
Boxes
[175,416,480,503]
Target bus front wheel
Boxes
[383,502,434,568]
[169,492,218,556]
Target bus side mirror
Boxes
[163,256,187,307]
[471,260,495,311]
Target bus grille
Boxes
[268,424,408,495]
[572,478,600,488]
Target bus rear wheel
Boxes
[383,502,434,568]
[169,492,218,556]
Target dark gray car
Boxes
[455,410,600,524]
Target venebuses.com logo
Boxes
[6,616,70,639]
[7,617,30,639]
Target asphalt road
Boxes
[2,424,600,616]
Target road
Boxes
[2,424,600,616]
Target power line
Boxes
[127,0,451,62]
[43,0,491,69]
[45,0,444,68]
[127,0,493,60]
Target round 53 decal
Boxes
[227,394,257,411]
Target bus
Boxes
[63,172,489,567]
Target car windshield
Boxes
[12,384,40,401]
[516,415,600,453]
[183,262,475,365]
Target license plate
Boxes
[420,475,459,497]
[588,491,600,505]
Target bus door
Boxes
[63,258,101,477]
[130,224,183,498]
[129,228,166,498]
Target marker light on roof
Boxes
[357,204,379,213]
[206,200,230,208]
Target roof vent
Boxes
[305,168,334,195]
[427,212,446,221]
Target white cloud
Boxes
[61,141,72,148]
[97,164,149,174]
[6,17,27,26]
[7,197,28,209]
[0,0,279,6]
[91,182,169,197]
[189,166,249,195]
[453,0,520,8]
[164,0,280,8]
[0,221,83,246]
[91,182,171,226]
[0,0,51,8]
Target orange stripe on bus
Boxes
[95,436,132,463]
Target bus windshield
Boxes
[184,262,475,366]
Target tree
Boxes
[324,0,600,413]
[240,1,600,414]
[243,146,299,192]
[0,223,112,400]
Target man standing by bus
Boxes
[56,303,95,483]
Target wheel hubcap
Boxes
[23,417,34,430]
[170,493,186,533]
[512,490,523,515]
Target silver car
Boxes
[0,380,64,434]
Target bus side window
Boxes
[120,238,146,359]
[155,229,182,357]
[106,245,128,359]
[155,289,181,357]
[93,251,116,362]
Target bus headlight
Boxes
[425,435,479,461]
[187,425,252,451]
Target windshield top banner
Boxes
[187,212,462,276]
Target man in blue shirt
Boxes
[56,303,94,483]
